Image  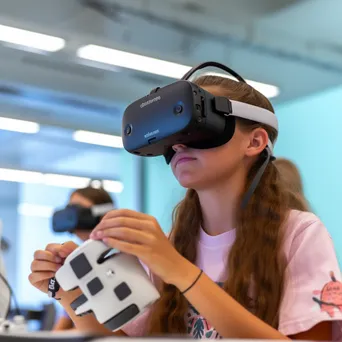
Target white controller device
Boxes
[0,316,26,334]
[55,240,160,331]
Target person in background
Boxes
[274,158,311,212]
[52,186,114,331]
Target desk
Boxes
[0,333,292,342]
[0,331,92,341]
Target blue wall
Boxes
[119,151,144,212]
[145,157,185,233]
[275,85,342,261]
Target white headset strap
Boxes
[230,100,278,131]
[91,203,114,217]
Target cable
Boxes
[181,61,247,83]
[0,272,21,318]
[240,147,273,209]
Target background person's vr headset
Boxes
[122,61,278,207]
[52,203,114,233]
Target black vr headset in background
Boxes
[121,61,278,207]
[52,203,114,233]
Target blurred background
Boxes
[0,0,341,331]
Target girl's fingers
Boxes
[102,209,151,221]
[94,217,153,233]
[45,241,78,259]
[102,237,146,257]
[34,250,62,263]
[94,227,154,245]
[45,243,64,255]
[28,271,56,285]
[30,260,61,273]
[59,241,79,257]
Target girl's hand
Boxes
[29,241,78,296]
[90,209,197,288]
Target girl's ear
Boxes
[245,128,268,158]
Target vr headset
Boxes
[122,61,277,164]
[122,61,278,207]
[52,203,114,233]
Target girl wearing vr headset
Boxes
[52,186,113,331]
[29,76,341,340]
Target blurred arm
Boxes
[53,316,74,331]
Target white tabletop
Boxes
[0,332,298,341]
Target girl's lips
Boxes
[176,157,197,167]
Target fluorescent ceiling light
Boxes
[73,130,123,149]
[77,44,190,79]
[0,24,65,52]
[245,79,279,99]
[0,168,123,193]
[0,169,42,183]
[43,174,91,189]
[0,117,40,134]
[77,45,279,98]
[102,180,124,193]
[248,80,279,99]
[18,203,54,218]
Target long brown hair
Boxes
[274,158,311,212]
[148,76,291,334]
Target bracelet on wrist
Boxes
[181,269,203,295]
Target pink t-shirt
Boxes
[122,210,342,339]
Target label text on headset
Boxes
[140,96,161,108]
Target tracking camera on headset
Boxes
[52,203,114,233]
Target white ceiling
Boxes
[0,0,341,173]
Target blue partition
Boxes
[275,85,342,262]
[145,157,185,233]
